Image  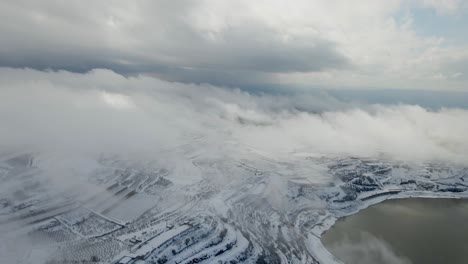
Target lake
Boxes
[321,198,468,264]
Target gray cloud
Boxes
[0,0,349,86]
[1,1,468,90]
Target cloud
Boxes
[100,91,136,110]
[1,67,468,165]
[0,0,349,87]
[0,1,466,89]
[327,232,413,264]
[418,0,463,14]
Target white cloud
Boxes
[100,91,135,110]
[418,0,462,13]
[327,232,412,264]
[1,68,467,165]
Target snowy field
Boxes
[0,149,467,264]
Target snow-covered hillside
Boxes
[0,146,467,264]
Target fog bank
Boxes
[1,67,467,165]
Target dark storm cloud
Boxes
[0,0,349,86]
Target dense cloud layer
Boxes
[0,0,348,86]
[0,0,467,89]
[1,67,467,165]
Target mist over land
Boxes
[1,68,468,263]
[2,68,468,165]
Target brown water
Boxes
[322,198,468,264]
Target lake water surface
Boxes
[321,198,468,264]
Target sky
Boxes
[0,0,467,90]
[1,1,468,165]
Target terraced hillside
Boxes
[0,148,467,264]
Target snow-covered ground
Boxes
[0,148,467,264]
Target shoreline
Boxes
[310,190,468,264]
